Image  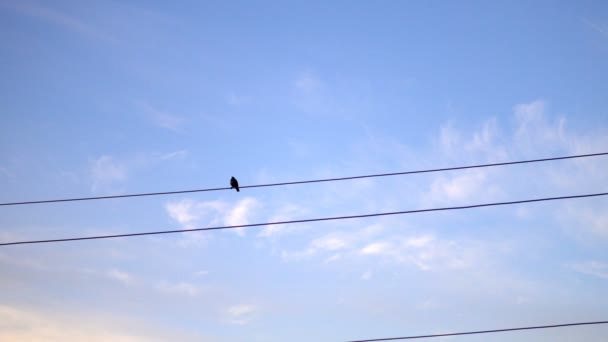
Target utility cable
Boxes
[1,152,607,207]
[346,320,608,341]
[1,191,606,246]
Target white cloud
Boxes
[360,241,391,255]
[423,169,497,205]
[467,119,496,151]
[271,98,608,273]
[311,235,348,251]
[0,165,12,178]
[514,100,546,128]
[281,234,350,261]
[225,198,260,236]
[464,118,508,160]
[438,115,507,162]
[324,253,342,263]
[0,1,115,42]
[583,18,608,38]
[166,200,198,226]
[106,269,135,286]
[568,261,608,280]
[404,235,434,248]
[165,199,227,229]
[88,151,190,194]
[427,120,506,207]
[137,102,184,132]
[175,232,208,248]
[226,93,251,106]
[158,150,188,161]
[361,270,373,281]
[165,197,260,238]
[258,204,308,238]
[294,71,323,93]
[227,304,255,316]
[90,155,127,193]
[562,206,608,238]
[157,281,202,297]
[427,99,608,240]
[438,122,462,157]
[280,223,387,262]
[153,112,183,131]
[165,199,230,247]
[292,69,332,115]
[225,304,258,325]
[358,234,483,271]
[512,100,571,155]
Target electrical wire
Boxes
[1,191,606,246]
[1,152,607,207]
[346,320,608,341]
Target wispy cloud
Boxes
[360,241,392,255]
[292,69,333,115]
[279,216,489,271]
[294,70,324,93]
[0,165,12,178]
[194,270,210,277]
[422,169,500,206]
[0,0,115,42]
[421,99,608,239]
[583,17,608,38]
[224,304,258,325]
[258,203,309,238]
[281,233,352,261]
[513,100,568,153]
[88,151,190,194]
[568,261,608,280]
[361,270,373,281]
[269,98,608,272]
[158,150,188,161]
[561,202,608,238]
[106,269,135,286]
[165,197,260,239]
[437,118,505,161]
[279,223,373,261]
[166,199,209,228]
[437,99,568,161]
[416,298,439,311]
[225,198,260,236]
[90,155,127,193]
[165,198,226,247]
[156,281,202,297]
[136,102,184,132]
[359,234,482,271]
[226,93,251,106]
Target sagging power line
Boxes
[1,191,606,247]
[1,152,607,207]
[346,320,608,341]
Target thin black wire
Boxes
[346,320,608,341]
[1,192,606,246]
[1,152,607,206]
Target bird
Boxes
[230,176,240,192]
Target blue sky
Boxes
[1,1,608,341]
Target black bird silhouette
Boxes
[230,176,240,192]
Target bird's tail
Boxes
[236,188,240,192]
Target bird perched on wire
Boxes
[230,176,240,192]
